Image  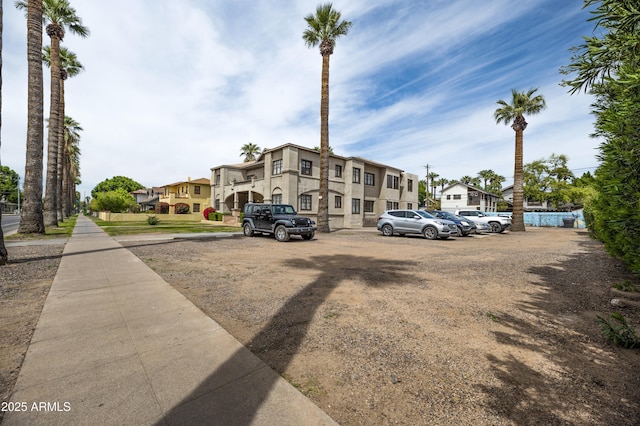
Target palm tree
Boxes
[32,0,88,227]
[435,178,449,198]
[460,175,474,185]
[0,0,7,264]
[62,116,82,217]
[16,0,45,234]
[43,46,83,219]
[477,169,495,191]
[494,88,546,231]
[303,3,351,233]
[428,172,439,200]
[240,142,260,162]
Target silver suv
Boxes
[377,210,458,240]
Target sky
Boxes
[2,0,601,199]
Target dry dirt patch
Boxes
[122,228,640,425]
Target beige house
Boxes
[158,178,211,214]
[211,143,419,228]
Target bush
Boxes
[92,188,137,213]
[175,203,190,214]
[596,312,640,349]
[203,207,216,220]
[147,215,159,225]
[208,212,223,221]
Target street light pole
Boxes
[424,164,430,209]
[17,175,21,213]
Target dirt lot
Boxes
[122,227,640,425]
[2,228,640,425]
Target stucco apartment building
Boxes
[440,182,501,212]
[211,143,419,228]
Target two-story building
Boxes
[440,182,501,212]
[501,185,551,211]
[158,178,211,214]
[210,143,419,228]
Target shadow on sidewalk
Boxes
[157,254,418,425]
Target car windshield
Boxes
[274,205,296,215]
[436,211,456,220]
[415,210,434,219]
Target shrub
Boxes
[175,203,190,214]
[203,207,216,220]
[596,312,640,349]
[147,215,159,225]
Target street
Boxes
[1,214,20,235]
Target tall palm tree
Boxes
[62,115,82,217]
[16,0,45,234]
[43,46,83,219]
[494,88,546,231]
[32,0,88,227]
[435,178,449,198]
[303,3,351,233]
[240,142,260,162]
[477,169,495,191]
[427,172,439,200]
[0,0,7,264]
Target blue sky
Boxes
[2,0,599,199]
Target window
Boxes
[193,203,201,212]
[215,174,220,185]
[446,195,451,200]
[300,194,312,210]
[364,200,374,212]
[387,201,393,210]
[335,195,342,208]
[407,203,413,209]
[272,194,282,204]
[194,185,201,195]
[301,160,312,176]
[352,198,361,214]
[386,175,399,189]
[453,194,462,200]
[364,172,375,186]
[214,199,220,210]
[393,202,399,209]
[408,179,413,192]
[353,167,361,183]
[335,164,343,178]
[272,159,282,175]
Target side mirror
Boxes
[413,214,421,219]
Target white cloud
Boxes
[1,0,599,199]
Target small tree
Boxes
[91,188,136,213]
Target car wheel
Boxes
[456,225,463,237]
[243,223,254,237]
[302,232,315,240]
[381,224,394,236]
[274,225,290,242]
[423,226,438,240]
[489,222,502,233]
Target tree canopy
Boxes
[91,176,144,199]
[0,166,21,204]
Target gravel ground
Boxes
[122,227,640,425]
[2,228,639,425]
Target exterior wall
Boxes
[98,212,205,222]
[210,144,419,228]
[158,179,211,214]
[440,183,499,212]
[502,186,550,210]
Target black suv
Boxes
[242,203,317,242]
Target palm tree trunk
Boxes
[18,0,45,234]
[43,30,62,227]
[0,0,8,264]
[512,127,525,231]
[317,53,330,233]
[56,81,65,220]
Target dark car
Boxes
[242,203,316,242]
[425,210,473,236]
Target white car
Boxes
[470,220,491,234]
[454,210,512,233]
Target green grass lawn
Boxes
[89,217,241,236]
[6,215,78,240]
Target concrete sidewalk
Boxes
[4,215,337,425]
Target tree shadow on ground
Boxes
[158,254,418,425]
[477,236,640,425]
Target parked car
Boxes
[242,203,316,242]
[377,210,458,240]
[469,220,491,234]
[425,210,473,236]
[454,210,512,233]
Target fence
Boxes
[523,211,586,229]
